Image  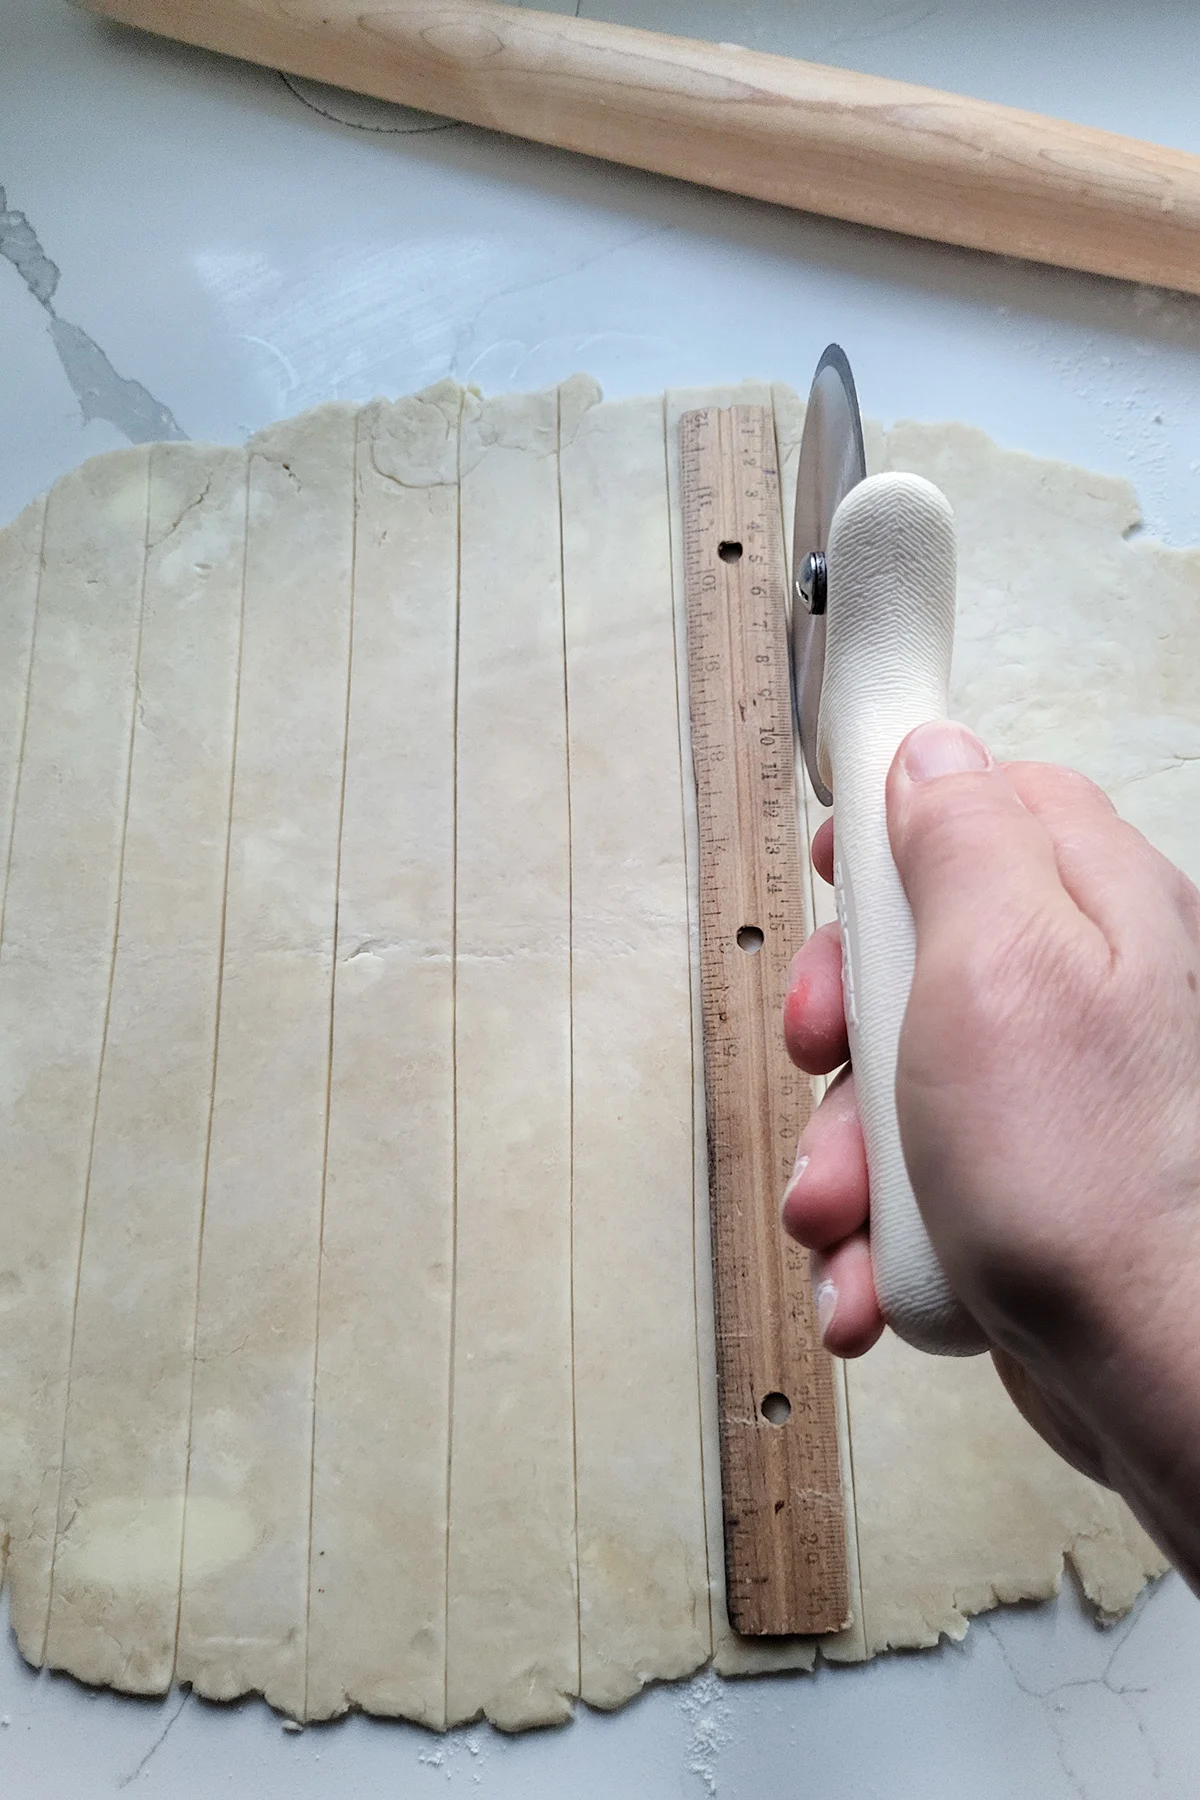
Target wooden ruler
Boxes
[681,405,849,1637]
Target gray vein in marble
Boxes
[114,1690,189,1791]
[0,185,186,444]
[980,1593,1163,1799]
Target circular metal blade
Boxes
[791,344,867,807]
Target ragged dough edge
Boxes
[0,380,1183,1727]
[845,1337,1168,1659]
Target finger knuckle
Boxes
[901,792,1012,888]
[938,910,1114,1061]
[1009,761,1114,815]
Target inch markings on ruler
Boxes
[681,404,849,1637]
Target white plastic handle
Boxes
[816,473,987,1356]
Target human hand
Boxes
[782,720,1200,1576]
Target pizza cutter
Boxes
[791,346,987,1356]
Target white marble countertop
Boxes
[4,1,1200,1793]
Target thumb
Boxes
[886,721,1073,948]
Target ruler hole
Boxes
[717,539,743,563]
[761,1392,791,1426]
[736,925,764,953]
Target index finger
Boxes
[811,814,835,886]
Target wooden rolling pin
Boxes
[81,0,1200,295]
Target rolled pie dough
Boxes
[0,380,1177,1729]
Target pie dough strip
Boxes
[0,496,47,1605]
[305,389,462,1726]
[0,496,45,942]
[445,387,578,1729]
[0,450,151,1664]
[0,495,42,1602]
[0,494,45,1602]
[43,446,248,1693]
[174,407,357,1717]
[559,384,712,1710]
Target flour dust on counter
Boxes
[0,379,1173,1729]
